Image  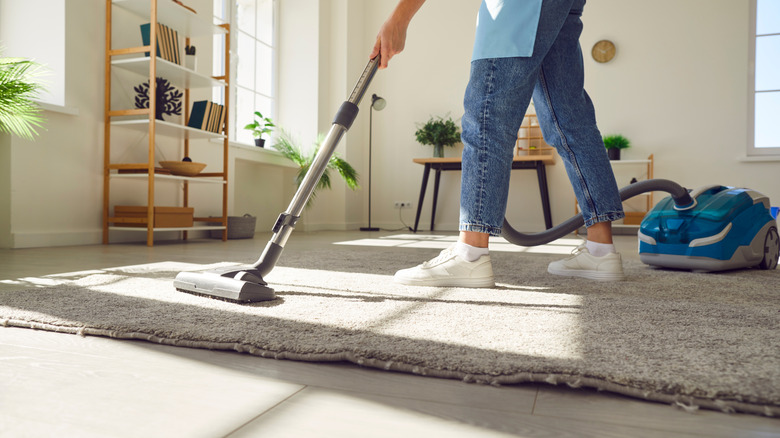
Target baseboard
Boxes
[296,221,360,232]
[11,229,103,249]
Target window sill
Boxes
[739,155,780,163]
[208,138,297,168]
[36,101,79,116]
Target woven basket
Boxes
[209,214,256,239]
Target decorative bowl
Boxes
[159,161,207,177]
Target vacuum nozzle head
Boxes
[174,268,276,303]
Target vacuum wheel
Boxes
[758,226,779,270]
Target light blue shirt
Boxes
[472,0,543,61]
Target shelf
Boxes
[111,118,226,140]
[105,0,230,246]
[112,0,226,38]
[112,56,225,89]
[108,225,226,232]
[110,172,226,184]
[610,159,652,165]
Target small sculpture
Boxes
[134,77,182,121]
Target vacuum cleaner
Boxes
[638,185,779,271]
[174,57,779,303]
[174,57,380,303]
[503,181,779,272]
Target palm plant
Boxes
[0,54,45,140]
[273,131,359,208]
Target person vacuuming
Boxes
[373,0,627,286]
[171,3,774,303]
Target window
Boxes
[750,0,780,155]
[214,0,277,144]
[0,0,66,107]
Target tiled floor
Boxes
[1,231,779,437]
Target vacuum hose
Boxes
[501,178,695,247]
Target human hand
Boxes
[370,16,409,69]
[369,0,425,69]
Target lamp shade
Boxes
[371,94,386,111]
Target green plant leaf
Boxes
[415,114,461,148]
[0,56,46,140]
[244,110,275,138]
[272,130,360,208]
[603,134,631,150]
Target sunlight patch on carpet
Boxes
[334,234,584,255]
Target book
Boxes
[215,104,225,133]
[187,101,225,133]
[187,100,209,130]
[158,23,170,62]
[207,103,219,132]
[140,23,181,64]
[139,23,161,58]
[167,25,181,65]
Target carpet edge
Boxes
[2,318,777,418]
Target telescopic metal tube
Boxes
[252,57,380,275]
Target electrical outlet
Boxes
[394,201,413,209]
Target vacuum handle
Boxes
[348,56,380,106]
[333,56,380,130]
[252,56,380,277]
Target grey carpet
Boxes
[1,243,778,417]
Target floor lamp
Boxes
[360,93,386,231]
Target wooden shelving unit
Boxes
[103,0,230,246]
[574,154,655,233]
[611,154,655,224]
[516,114,555,157]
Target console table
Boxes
[412,154,556,233]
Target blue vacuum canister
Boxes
[638,185,780,272]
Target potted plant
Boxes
[244,111,275,147]
[603,134,630,160]
[415,115,461,158]
[0,54,45,139]
[273,131,359,208]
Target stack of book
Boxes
[140,22,181,65]
[187,101,225,133]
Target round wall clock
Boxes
[592,40,616,63]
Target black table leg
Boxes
[413,163,431,233]
[431,168,442,231]
[536,161,553,229]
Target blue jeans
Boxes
[459,0,624,236]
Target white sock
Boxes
[586,240,616,257]
[455,241,489,262]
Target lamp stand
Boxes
[360,103,379,231]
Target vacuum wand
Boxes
[251,56,379,278]
[173,57,380,303]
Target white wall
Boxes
[1,0,104,248]
[0,0,66,106]
[353,0,780,233]
[2,0,778,248]
[0,133,10,248]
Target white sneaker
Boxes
[393,245,495,287]
[547,243,625,281]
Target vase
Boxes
[185,55,197,71]
[607,148,621,160]
[433,144,444,158]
